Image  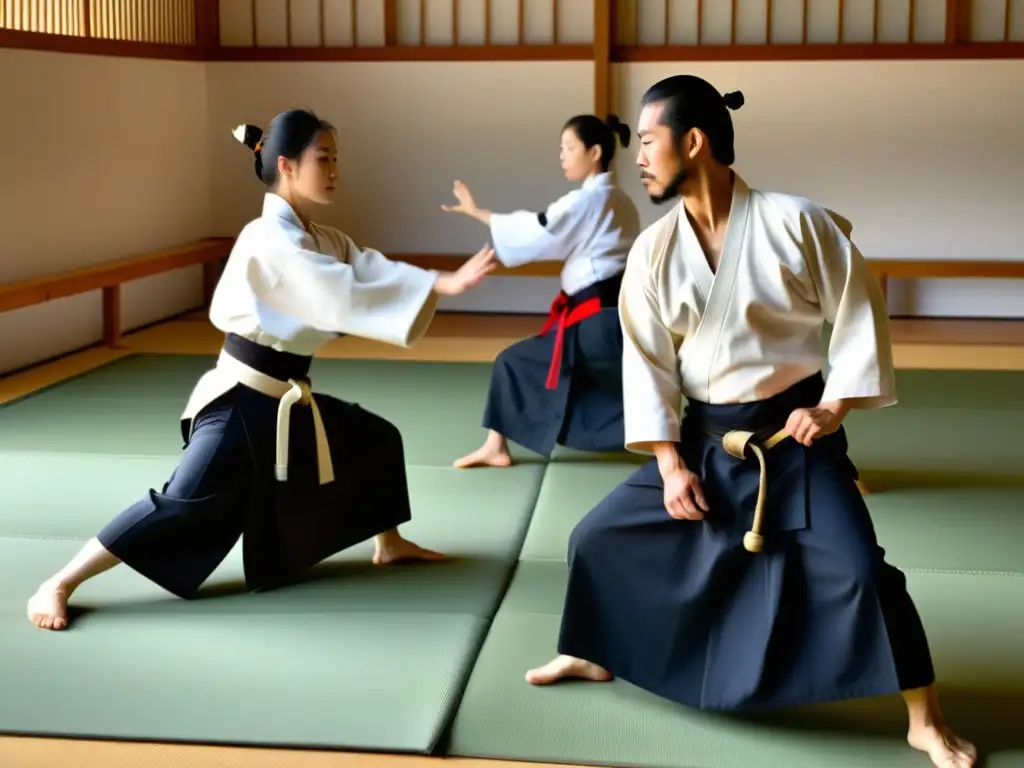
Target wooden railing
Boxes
[391,252,1024,315]
[871,258,1024,302]
[0,242,1022,386]
[2,0,1021,60]
[0,0,206,57]
[0,239,232,348]
[616,0,1023,60]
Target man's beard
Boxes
[644,166,688,205]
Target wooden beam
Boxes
[613,40,1024,62]
[388,253,1024,284]
[869,259,1024,280]
[194,0,221,55]
[384,0,399,46]
[208,43,593,62]
[0,238,233,314]
[945,0,972,43]
[593,0,612,117]
[386,254,562,278]
[0,28,203,59]
[102,285,122,348]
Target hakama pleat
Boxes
[482,307,625,457]
[97,385,411,598]
[556,374,935,712]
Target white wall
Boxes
[204,54,1024,318]
[206,0,1024,318]
[617,59,1024,318]
[0,48,211,374]
[2,0,1023,375]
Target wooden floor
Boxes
[0,737,581,768]
[3,310,1024,767]
[4,311,1024,406]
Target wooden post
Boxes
[945,0,972,43]
[203,259,225,306]
[594,0,612,116]
[194,0,220,55]
[102,285,122,348]
[384,0,398,46]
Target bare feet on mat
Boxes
[453,445,513,469]
[454,430,513,469]
[525,655,612,685]
[27,579,71,631]
[372,532,446,565]
[908,724,977,768]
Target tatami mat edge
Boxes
[0,347,136,406]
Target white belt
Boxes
[216,350,335,485]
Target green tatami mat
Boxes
[519,464,1024,574]
[867,488,1024,574]
[519,463,639,561]
[5,355,1024,474]
[0,464,545,752]
[0,355,543,465]
[3,463,546,607]
[0,452,180,539]
[447,562,1024,768]
[5,557,487,753]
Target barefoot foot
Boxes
[908,723,977,768]
[453,444,513,469]
[525,654,612,686]
[27,579,72,631]
[373,534,447,565]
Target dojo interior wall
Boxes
[0,47,211,374]
[205,60,1024,320]
[2,0,1023,376]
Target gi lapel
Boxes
[678,175,752,402]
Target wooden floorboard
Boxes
[121,314,547,363]
[0,346,133,405]
[0,737,579,768]
[118,314,1024,371]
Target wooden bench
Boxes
[393,253,1024,370]
[0,238,233,403]
[3,242,1022,371]
[0,237,233,349]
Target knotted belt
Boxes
[538,291,602,390]
[215,349,335,486]
[709,428,791,554]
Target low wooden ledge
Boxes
[392,253,1024,289]
[870,258,1024,299]
[0,237,233,347]
[396,253,563,278]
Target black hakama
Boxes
[482,274,625,457]
[96,333,411,598]
[555,373,935,711]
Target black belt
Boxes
[223,333,313,382]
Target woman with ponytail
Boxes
[28,108,498,630]
[443,114,641,469]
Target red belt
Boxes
[539,291,603,390]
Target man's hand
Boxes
[784,400,849,446]
[662,467,709,521]
[652,441,709,520]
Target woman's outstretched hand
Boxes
[441,180,478,216]
[434,245,498,296]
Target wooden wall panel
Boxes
[1,2,1020,69]
[613,0,1021,53]
[215,0,592,47]
[1,0,194,42]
